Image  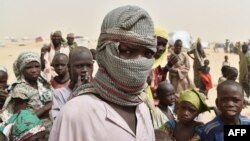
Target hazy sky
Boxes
[1,0,250,42]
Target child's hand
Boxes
[82,72,91,84]
[167,54,179,67]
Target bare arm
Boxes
[187,49,195,60]
[35,101,52,118]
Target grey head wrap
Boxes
[13,52,41,80]
[76,5,157,106]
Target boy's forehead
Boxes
[72,51,92,60]
[73,51,92,60]
[54,55,68,61]
[218,85,243,97]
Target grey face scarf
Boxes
[74,5,157,106]
[91,42,153,106]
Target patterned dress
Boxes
[1,76,53,138]
[188,48,204,88]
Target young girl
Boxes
[1,52,53,139]
[161,89,210,141]
[199,59,212,99]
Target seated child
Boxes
[0,109,46,141]
[201,80,250,141]
[161,88,210,141]
[50,53,70,89]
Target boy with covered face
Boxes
[49,5,158,141]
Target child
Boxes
[151,81,176,129]
[222,55,230,66]
[1,52,53,139]
[51,47,94,120]
[0,65,8,109]
[226,67,238,81]
[50,53,70,89]
[226,67,250,106]
[0,66,8,91]
[0,109,46,141]
[199,59,212,99]
[218,65,230,84]
[201,80,250,141]
[161,88,210,141]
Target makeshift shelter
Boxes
[168,31,192,50]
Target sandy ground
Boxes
[0,41,249,123]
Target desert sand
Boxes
[0,41,249,123]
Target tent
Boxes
[168,31,192,49]
[74,36,90,48]
[201,41,209,48]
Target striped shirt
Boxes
[200,115,250,141]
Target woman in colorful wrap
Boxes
[146,26,178,105]
[1,52,53,139]
[187,38,206,88]
[0,109,46,141]
[161,89,210,141]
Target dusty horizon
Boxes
[1,0,250,42]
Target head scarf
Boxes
[76,5,156,106]
[178,89,209,113]
[155,26,168,40]
[152,26,168,69]
[97,5,156,52]
[13,52,40,80]
[53,30,62,37]
[0,65,7,73]
[8,110,45,141]
[67,33,74,38]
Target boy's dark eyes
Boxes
[75,64,93,68]
[55,64,66,67]
[220,97,242,103]
[119,45,155,59]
